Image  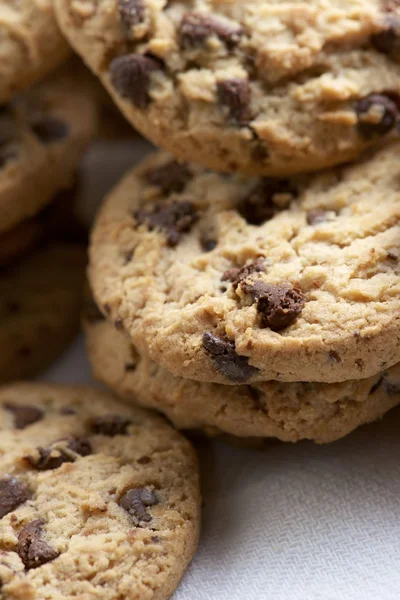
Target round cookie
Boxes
[0,60,98,235]
[56,0,400,176]
[89,146,400,384]
[0,383,200,600]
[0,0,70,104]
[0,243,86,382]
[84,305,400,444]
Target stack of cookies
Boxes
[54,0,400,445]
[2,0,400,598]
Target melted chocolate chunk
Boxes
[135,201,198,247]
[355,93,399,138]
[119,488,159,525]
[222,258,265,286]
[371,14,400,57]
[27,437,92,470]
[202,331,259,383]
[243,282,305,331]
[110,54,162,108]
[91,414,132,436]
[239,179,297,225]
[4,403,43,429]
[0,476,30,518]
[179,12,242,49]
[217,79,251,125]
[118,0,145,30]
[306,209,329,226]
[17,519,59,570]
[31,118,69,143]
[144,161,191,193]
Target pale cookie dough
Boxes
[0,243,86,382]
[0,383,200,600]
[0,60,97,235]
[0,0,71,103]
[84,309,400,444]
[56,0,400,175]
[89,146,400,384]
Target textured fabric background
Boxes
[42,139,400,600]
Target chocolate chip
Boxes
[306,209,329,226]
[91,414,132,436]
[31,118,69,143]
[371,15,400,57]
[17,519,59,570]
[200,237,217,252]
[144,161,191,194]
[27,437,92,470]
[202,331,259,383]
[0,476,30,518]
[355,93,399,138]
[4,403,43,429]
[83,297,105,323]
[239,179,297,225]
[179,12,242,49]
[217,79,251,125]
[110,54,162,109]
[222,258,265,286]
[119,488,159,525]
[243,282,305,331]
[67,437,92,456]
[135,201,198,246]
[118,0,145,30]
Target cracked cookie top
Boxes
[57,0,400,175]
[0,383,200,600]
[90,145,400,384]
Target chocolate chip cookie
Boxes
[0,383,200,599]
[84,303,400,444]
[89,147,400,384]
[0,0,70,104]
[0,60,97,235]
[0,243,86,382]
[56,0,400,175]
